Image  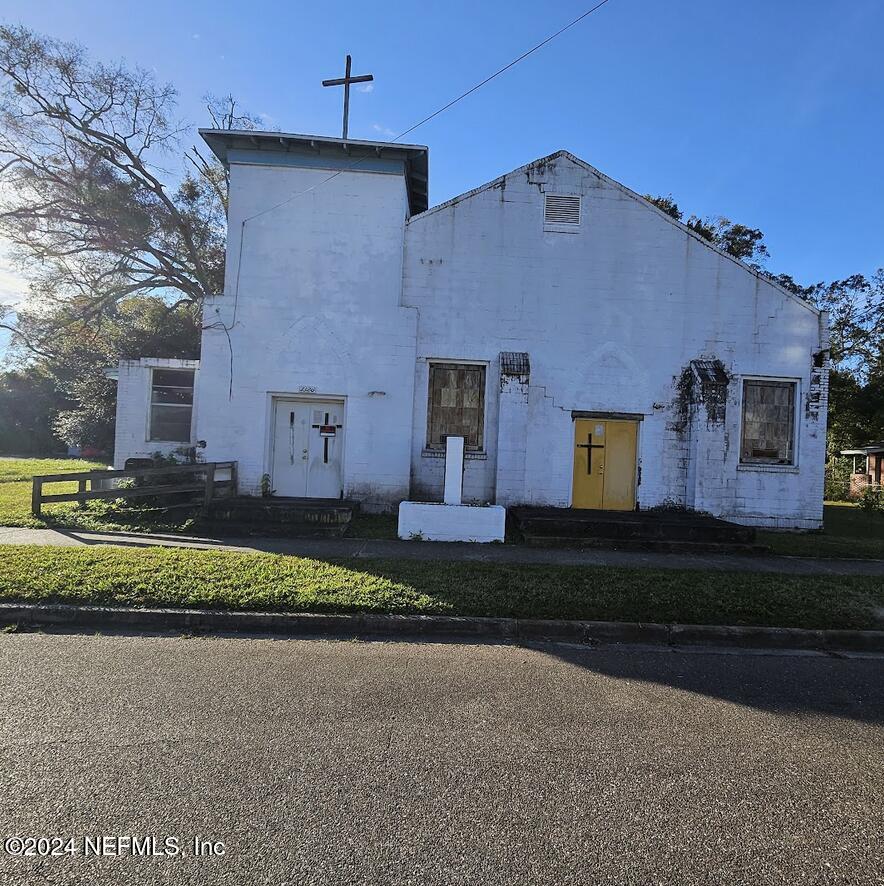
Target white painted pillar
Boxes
[443,436,464,505]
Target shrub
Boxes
[858,485,884,516]
[824,458,852,502]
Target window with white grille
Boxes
[149,368,194,442]
[544,194,581,225]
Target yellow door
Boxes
[572,419,637,510]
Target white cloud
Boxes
[372,123,395,138]
[356,83,374,93]
[258,112,280,131]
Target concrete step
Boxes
[510,506,756,548]
[204,496,359,538]
[520,535,769,555]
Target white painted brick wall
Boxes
[196,159,418,512]
[403,152,827,528]
[112,148,827,527]
[111,358,200,468]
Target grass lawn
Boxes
[0,456,386,535]
[0,456,205,533]
[2,458,881,560]
[0,457,111,529]
[0,544,882,630]
[346,513,399,539]
[759,502,884,560]
[0,456,108,483]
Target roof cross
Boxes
[321,54,374,139]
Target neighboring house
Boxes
[840,442,884,498]
[109,130,830,529]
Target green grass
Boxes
[1,459,881,561]
[0,544,882,630]
[346,513,398,539]
[0,456,113,529]
[0,456,199,532]
[0,457,106,484]
[0,456,110,529]
[759,502,884,560]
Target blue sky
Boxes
[1,0,882,356]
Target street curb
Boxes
[1,603,882,652]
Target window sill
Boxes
[543,224,580,234]
[737,463,799,474]
[422,449,487,460]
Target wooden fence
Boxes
[31,461,237,517]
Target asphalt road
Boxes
[0,633,881,885]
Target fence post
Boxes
[202,463,216,516]
[230,462,238,497]
[77,478,87,508]
[31,478,43,517]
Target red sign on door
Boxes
[319,425,336,438]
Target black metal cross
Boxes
[312,412,343,464]
[576,434,605,474]
[322,54,374,139]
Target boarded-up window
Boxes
[149,368,194,442]
[740,380,795,465]
[426,363,485,451]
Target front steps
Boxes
[204,496,359,537]
[509,507,764,553]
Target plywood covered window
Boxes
[426,363,486,451]
[740,380,795,465]
[149,368,194,442]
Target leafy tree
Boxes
[0,26,260,451]
[0,366,67,453]
[773,271,884,381]
[0,24,258,356]
[43,296,200,451]
[644,194,769,266]
[0,296,199,453]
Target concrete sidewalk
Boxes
[2,525,883,575]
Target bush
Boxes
[858,485,884,516]
[824,457,852,501]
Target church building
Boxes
[111,129,829,529]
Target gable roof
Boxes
[410,150,819,317]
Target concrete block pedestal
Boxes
[397,501,506,543]
[398,436,506,542]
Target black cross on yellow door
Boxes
[572,419,638,510]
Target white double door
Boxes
[271,399,344,498]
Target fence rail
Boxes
[31,461,237,517]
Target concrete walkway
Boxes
[2,526,883,575]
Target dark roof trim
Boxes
[199,129,429,214]
[571,411,645,422]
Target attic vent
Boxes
[544,194,581,225]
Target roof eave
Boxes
[199,129,429,214]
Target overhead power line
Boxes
[218,0,617,380]
[394,0,613,143]
[241,0,615,223]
